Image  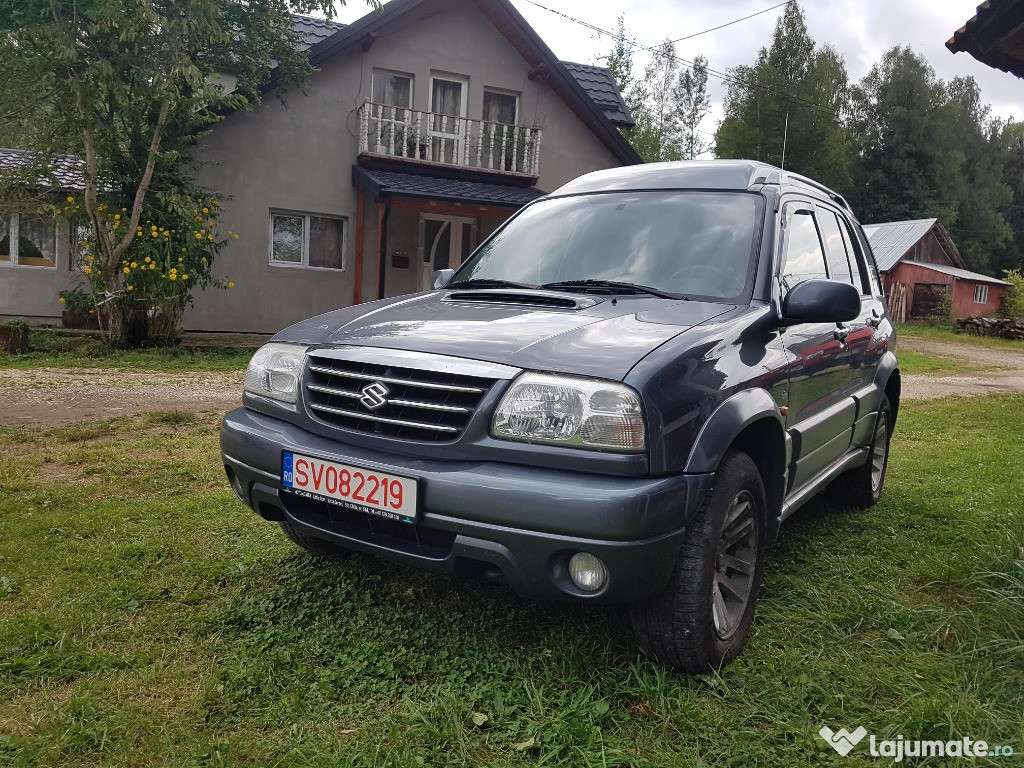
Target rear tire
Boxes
[630,450,767,673]
[827,394,891,509]
[279,521,351,556]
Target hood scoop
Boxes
[443,289,601,310]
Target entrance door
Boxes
[420,214,477,290]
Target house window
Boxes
[0,213,56,268]
[270,212,345,270]
[372,70,413,117]
[483,89,518,125]
[71,223,91,271]
[974,284,989,304]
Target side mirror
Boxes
[781,279,861,324]
[432,269,455,289]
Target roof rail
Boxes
[786,171,851,212]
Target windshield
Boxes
[453,191,763,301]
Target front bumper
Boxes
[221,407,712,603]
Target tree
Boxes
[992,120,1024,273]
[674,55,710,160]
[0,0,370,344]
[715,0,851,192]
[847,47,1011,274]
[601,23,712,163]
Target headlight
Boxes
[492,373,645,451]
[244,342,308,404]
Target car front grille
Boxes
[304,353,496,442]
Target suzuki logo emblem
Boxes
[358,381,390,411]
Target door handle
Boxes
[834,324,851,342]
[867,309,882,328]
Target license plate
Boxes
[281,451,418,523]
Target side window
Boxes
[842,220,882,296]
[817,210,854,285]
[780,208,828,298]
[835,218,868,294]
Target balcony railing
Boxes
[357,99,542,176]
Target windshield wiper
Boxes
[446,278,539,290]
[541,280,686,300]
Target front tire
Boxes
[631,450,767,673]
[279,521,351,556]
[827,394,892,509]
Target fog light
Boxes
[568,552,608,592]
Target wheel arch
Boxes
[684,389,788,542]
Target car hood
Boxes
[274,290,736,380]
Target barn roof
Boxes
[913,262,1010,286]
[862,218,965,272]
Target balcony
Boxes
[357,100,542,177]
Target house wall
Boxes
[0,219,81,323]
[952,280,1006,319]
[187,0,625,333]
[886,261,1006,321]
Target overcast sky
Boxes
[332,0,1023,137]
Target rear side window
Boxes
[780,209,828,297]
[817,211,855,285]
[851,225,883,297]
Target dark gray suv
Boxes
[221,160,898,672]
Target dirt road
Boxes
[1,335,1022,426]
[0,367,242,426]
[900,336,1024,400]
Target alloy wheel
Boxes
[712,490,759,639]
[871,412,889,494]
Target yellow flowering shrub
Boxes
[62,194,237,343]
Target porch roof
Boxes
[352,166,545,207]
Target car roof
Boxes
[549,159,851,213]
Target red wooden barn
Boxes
[862,218,1010,322]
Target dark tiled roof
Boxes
[0,147,87,191]
[353,167,544,206]
[947,0,1024,80]
[292,14,346,51]
[560,61,634,127]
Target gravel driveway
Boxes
[1,335,1022,426]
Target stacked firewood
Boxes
[956,316,1024,340]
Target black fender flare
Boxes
[875,350,901,423]
[683,388,789,474]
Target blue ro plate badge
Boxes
[281,451,418,523]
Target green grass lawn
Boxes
[1,399,1022,766]
[894,349,992,376]
[896,323,1024,352]
[0,330,255,372]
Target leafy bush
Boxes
[1000,269,1024,318]
[58,285,96,315]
